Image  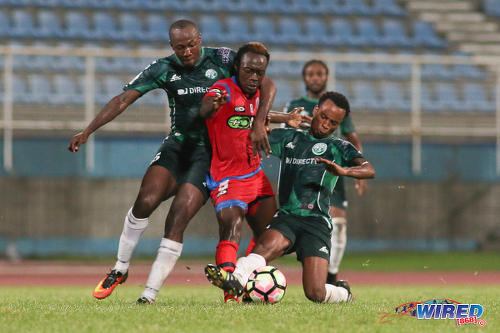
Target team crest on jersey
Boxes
[234,106,245,112]
[205,69,218,79]
[227,115,253,129]
[312,143,327,155]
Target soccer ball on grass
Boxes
[245,265,287,303]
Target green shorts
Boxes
[330,176,348,210]
[150,135,211,200]
[269,213,332,261]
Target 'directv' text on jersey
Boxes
[124,47,236,145]
[268,128,363,226]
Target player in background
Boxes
[272,60,366,285]
[68,20,276,304]
[205,92,375,303]
[200,42,303,303]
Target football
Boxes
[245,266,287,303]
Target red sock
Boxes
[245,237,256,256]
[216,240,238,272]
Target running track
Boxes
[0,260,498,286]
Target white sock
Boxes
[114,208,149,273]
[328,217,347,275]
[323,283,349,303]
[232,253,266,286]
[141,238,183,301]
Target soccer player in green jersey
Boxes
[273,60,366,285]
[68,20,276,304]
[205,91,375,303]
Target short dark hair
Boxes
[302,59,329,78]
[318,91,350,117]
[169,19,198,39]
[234,42,270,69]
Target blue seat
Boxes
[0,12,10,37]
[435,83,463,111]
[11,10,38,38]
[264,0,295,14]
[225,16,251,43]
[352,82,379,110]
[304,18,329,44]
[357,19,383,46]
[212,0,246,12]
[373,0,406,16]
[38,10,65,39]
[341,0,373,15]
[291,0,321,14]
[421,64,453,79]
[462,83,495,112]
[119,13,146,42]
[53,75,84,105]
[65,12,94,39]
[380,20,412,47]
[92,12,122,40]
[277,17,306,44]
[274,81,294,108]
[336,62,375,78]
[328,19,357,46]
[333,81,349,97]
[421,85,441,112]
[252,16,277,44]
[13,75,33,103]
[380,82,410,111]
[413,20,446,48]
[28,74,53,104]
[200,15,225,43]
[146,14,169,41]
[484,0,500,17]
[452,64,486,80]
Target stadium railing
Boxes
[1,45,500,176]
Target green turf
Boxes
[275,251,500,271]
[1,285,497,333]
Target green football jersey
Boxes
[269,128,363,224]
[124,47,235,145]
[284,96,356,136]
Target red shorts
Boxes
[209,169,274,213]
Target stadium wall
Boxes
[1,137,499,256]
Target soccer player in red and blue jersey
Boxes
[200,43,277,302]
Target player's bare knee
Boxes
[304,286,325,303]
[133,193,161,218]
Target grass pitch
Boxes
[1,285,498,333]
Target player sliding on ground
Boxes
[205,91,375,303]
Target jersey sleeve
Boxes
[123,59,169,95]
[332,139,363,167]
[340,114,356,135]
[268,128,295,158]
[203,81,230,100]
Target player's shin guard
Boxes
[114,208,149,274]
[216,240,239,273]
[245,237,256,256]
[323,283,349,303]
[232,253,266,286]
[140,238,183,302]
[328,217,347,277]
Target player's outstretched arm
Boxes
[200,92,228,119]
[251,76,276,157]
[68,89,141,152]
[268,107,312,128]
[316,157,375,179]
